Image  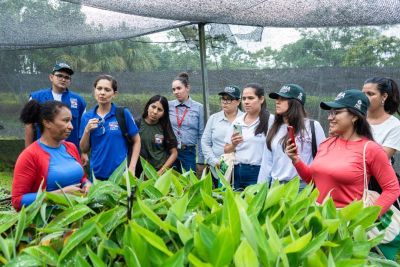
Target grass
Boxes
[0,172,12,192]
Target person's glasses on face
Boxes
[54,73,71,81]
[220,97,236,104]
[328,109,347,118]
[98,118,105,135]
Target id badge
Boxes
[177,140,182,149]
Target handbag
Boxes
[219,152,235,184]
[362,141,400,244]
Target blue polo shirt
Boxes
[79,104,139,179]
[30,88,86,149]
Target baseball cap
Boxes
[320,89,369,116]
[218,85,241,99]
[52,62,74,75]
[269,84,306,105]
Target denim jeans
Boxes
[233,163,260,191]
[173,146,196,173]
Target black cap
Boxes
[269,84,306,105]
[52,62,74,75]
[320,89,369,116]
[218,85,241,99]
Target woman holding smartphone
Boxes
[224,83,272,190]
[257,84,325,190]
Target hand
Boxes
[82,181,92,194]
[128,165,136,176]
[54,184,84,194]
[80,153,89,167]
[231,132,243,147]
[157,167,166,176]
[214,162,221,169]
[85,118,100,133]
[285,139,299,164]
[196,164,206,177]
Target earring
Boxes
[381,100,385,106]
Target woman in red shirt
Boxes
[286,89,399,216]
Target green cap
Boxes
[269,84,306,105]
[320,89,369,116]
[218,85,241,99]
[52,62,74,75]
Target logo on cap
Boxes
[335,92,346,100]
[355,100,362,110]
[225,86,236,93]
[280,85,291,93]
[58,62,70,68]
[298,92,303,101]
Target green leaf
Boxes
[86,245,107,267]
[170,193,189,221]
[123,246,141,267]
[234,239,259,267]
[221,188,240,246]
[141,157,159,180]
[76,253,92,267]
[301,230,329,259]
[14,206,26,245]
[188,253,213,267]
[4,254,42,266]
[176,221,193,244]
[108,158,127,184]
[22,246,59,266]
[44,204,93,231]
[247,183,268,217]
[58,221,97,262]
[339,201,363,221]
[170,174,184,196]
[123,224,150,266]
[284,231,312,254]
[200,189,218,210]
[137,198,174,233]
[45,192,71,207]
[0,215,18,235]
[0,236,11,261]
[154,169,173,195]
[264,183,287,210]
[130,221,173,256]
[164,248,185,267]
[210,226,235,267]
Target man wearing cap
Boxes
[201,86,242,187]
[25,62,87,162]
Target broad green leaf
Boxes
[44,204,93,231]
[264,183,287,210]
[247,183,268,217]
[22,246,58,266]
[137,198,173,233]
[188,253,213,267]
[238,208,258,253]
[0,236,11,261]
[45,192,71,207]
[234,239,259,267]
[14,206,26,245]
[0,215,18,235]
[210,226,235,267]
[331,238,352,261]
[200,189,218,210]
[194,224,216,260]
[306,251,327,267]
[284,231,312,254]
[170,174,184,196]
[76,253,91,267]
[352,241,372,258]
[58,221,97,262]
[123,224,150,266]
[164,249,185,267]
[131,221,173,256]
[86,245,107,267]
[339,201,363,221]
[141,157,159,180]
[301,230,329,259]
[4,254,42,266]
[123,246,141,267]
[170,193,189,221]
[154,169,173,195]
[348,206,380,231]
[176,221,193,244]
[108,158,127,184]
[221,188,240,246]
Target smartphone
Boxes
[233,124,242,135]
[287,125,296,147]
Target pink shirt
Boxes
[294,137,400,215]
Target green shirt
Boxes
[139,120,176,169]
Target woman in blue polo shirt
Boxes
[80,75,141,180]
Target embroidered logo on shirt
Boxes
[109,121,119,131]
[70,98,78,109]
[335,92,346,100]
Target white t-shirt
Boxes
[257,119,326,183]
[224,113,274,166]
[370,115,400,152]
[51,91,63,101]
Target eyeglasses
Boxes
[53,73,71,81]
[328,109,347,117]
[98,118,105,135]
[220,97,237,104]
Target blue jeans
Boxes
[173,146,196,173]
[233,163,260,191]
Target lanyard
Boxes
[175,106,189,128]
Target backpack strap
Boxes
[116,107,132,145]
[310,119,317,159]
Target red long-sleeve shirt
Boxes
[12,141,88,211]
[294,137,400,215]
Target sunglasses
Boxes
[98,118,105,135]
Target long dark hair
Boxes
[244,83,270,136]
[141,95,177,146]
[266,99,307,151]
[364,77,400,115]
[347,108,374,140]
[20,100,69,132]
[93,74,118,92]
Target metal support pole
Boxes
[198,23,210,122]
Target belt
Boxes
[180,144,196,150]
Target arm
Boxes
[158,147,178,175]
[128,134,141,173]
[196,105,205,164]
[80,118,99,153]
[24,124,35,147]
[201,116,219,167]
[367,144,400,215]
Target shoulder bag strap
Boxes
[310,119,317,158]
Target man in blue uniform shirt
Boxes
[24,62,87,164]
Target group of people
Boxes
[11,61,400,258]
